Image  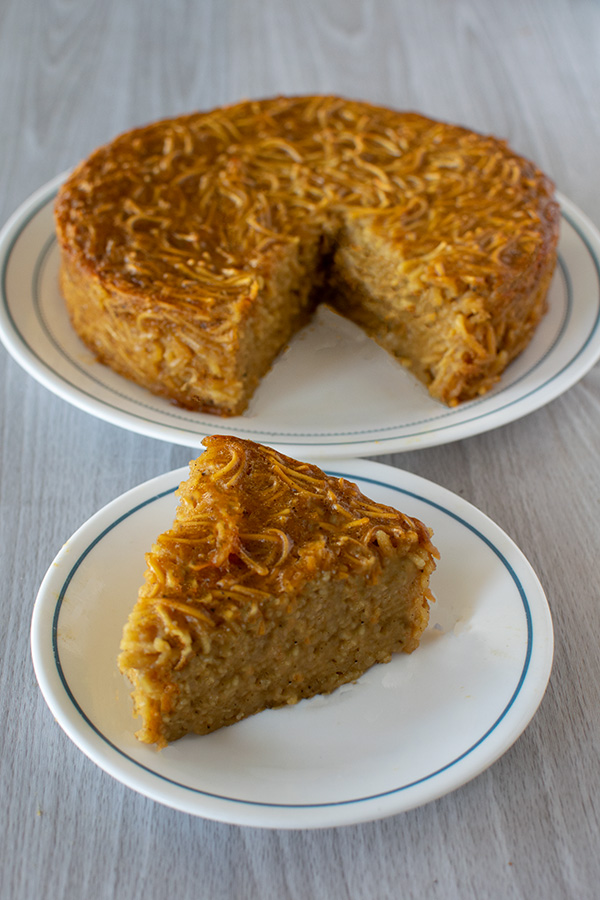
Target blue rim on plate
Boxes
[31,459,554,828]
[1,178,600,456]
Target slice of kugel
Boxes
[118,436,439,746]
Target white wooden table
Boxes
[1,1,599,897]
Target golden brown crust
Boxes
[56,95,560,413]
[118,435,439,745]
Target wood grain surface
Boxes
[1,1,600,898]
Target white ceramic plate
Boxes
[31,457,553,829]
[2,176,598,458]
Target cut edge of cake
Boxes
[55,96,560,416]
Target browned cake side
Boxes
[55,96,560,414]
[118,435,438,746]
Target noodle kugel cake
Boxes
[118,435,439,746]
[55,95,560,416]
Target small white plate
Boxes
[31,457,553,829]
[2,176,598,458]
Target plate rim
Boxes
[31,457,554,828]
[2,177,599,457]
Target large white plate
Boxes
[31,457,553,829]
[3,176,598,458]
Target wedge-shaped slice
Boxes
[118,436,438,746]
